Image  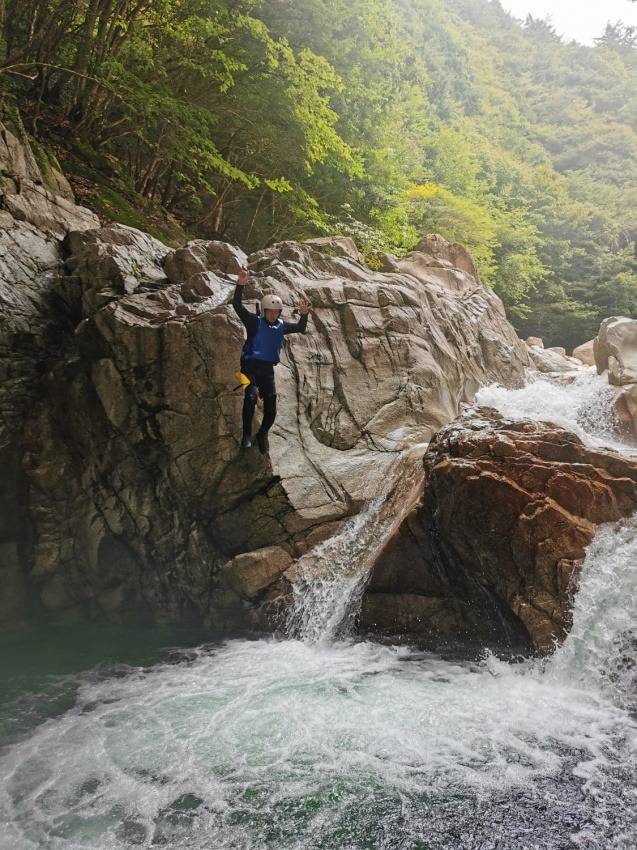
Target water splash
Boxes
[544,515,637,848]
[285,448,425,644]
[285,499,384,643]
[548,516,637,711]
[476,370,627,451]
[1,635,634,850]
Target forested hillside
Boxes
[2,0,637,346]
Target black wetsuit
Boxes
[232,285,308,440]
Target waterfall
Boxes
[285,446,426,644]
[548,515,637,711]
[285,370,633,647]
[478,369,637,709]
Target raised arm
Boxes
[232,269,259,334]
[283,298,311,335]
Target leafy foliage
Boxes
[2,0,637,346]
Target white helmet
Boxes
[261,294,284,312]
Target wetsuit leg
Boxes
[254,369,277,436]
[241,360,276,443]
[259,392,277,435]
[241,368,259,439]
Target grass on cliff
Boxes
[56,139,188,247]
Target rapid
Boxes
[1,370,636,850]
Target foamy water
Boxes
[1,374,636,849]
[286,500,385,643]
[476,370,630,451]
[286,447,426,644]
[1,629,634,849]
[548,517,637,711]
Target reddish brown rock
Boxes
[363,409,637,653]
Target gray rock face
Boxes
[16,227,529,627]
[526,342,583,374]
[0,118,532,629]
[0,116,102,625]
[0,117,99,237]
[303,236,363,263]
[64,224,170,315]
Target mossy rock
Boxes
[0,91,24,137]
[28,136,75,199]
[1,94,188,246]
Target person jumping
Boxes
[233,267,311,453]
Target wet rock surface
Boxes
[363,408,637,653]
[0,116,99,625]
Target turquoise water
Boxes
[0,623,212,749]
[0,626,635,849]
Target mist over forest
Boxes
[3,0,637,346]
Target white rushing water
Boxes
[476,369,631,452]
[285,498,387,644]
[286,447,426,644]
[1,373,636,849]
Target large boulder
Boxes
[0,115,98,237]
[525,336,544,348]
[572,339,595,366]
[594,316,637,385]
[362,409,637,654]
[164,239,248,284]
[13,221,530,627]
[526,342,583,374]
[592,318,637,441]
[392,234,481,295]
[63,224,170,315]
[222,546,293,600]
[303,236,363,263]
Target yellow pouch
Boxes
[234,371,251,390]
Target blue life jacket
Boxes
[243,317,286,364]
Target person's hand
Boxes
[297,299,311,316]
[237,268,249,286]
